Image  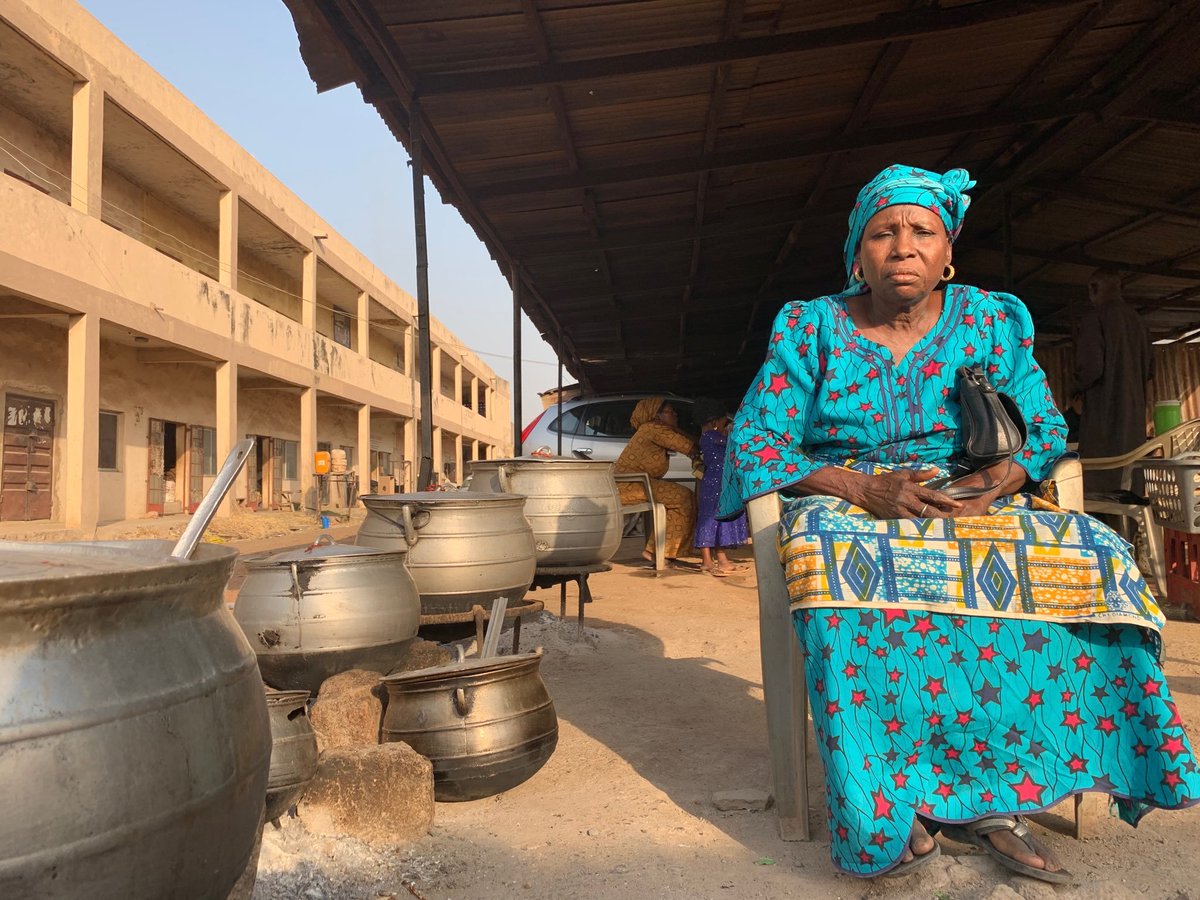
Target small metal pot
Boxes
[468,458,623,566]
[357,492,537,615]
[264,688,319,821]
[234,537,420,693]
[380,649,558,802]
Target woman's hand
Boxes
[854,468,962,520]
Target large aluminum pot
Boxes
[380,650,557,801]
[0,539,270,899]
[357,492,536,615]
[264,688,319,821]
[468,458,622,566]
[234,537,420,693]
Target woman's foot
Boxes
[900,819,937,864]
[941,815,1071,884]
[883,819,940,877]
[982,822,1064,874]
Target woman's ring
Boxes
[919,503,929,517]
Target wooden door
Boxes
[188,426,205,513]
[1,394,54,521]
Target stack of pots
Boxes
[264,688,319,821]
[233,536,420,693]
[468,458,623,567]
[0,539,270,899]
[357,492,536,615]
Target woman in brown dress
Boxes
[614,397,698,563]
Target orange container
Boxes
[314,451,331,475]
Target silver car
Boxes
[522,393,698,484]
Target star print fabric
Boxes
[801,609,1199,876]
[717,285,1067,520]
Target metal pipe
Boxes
[556,329,563,456]
[513,262,523,456]
[412,99,435,489]
[1002,189,1014,293]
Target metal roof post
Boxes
[556,329,564,456]
[513,262,523,456]
[411,98,435,490]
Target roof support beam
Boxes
[470,99,1104,198]
[414,0,1096,95]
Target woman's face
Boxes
[657,404,678,426]
[855,204,952,305]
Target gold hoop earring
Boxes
[852,267,865,283]
[942,264,956,282]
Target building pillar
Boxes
[71,80,104,217]
[403,417,416,492]
[432,346,442,402]
[454,361,464,410]
[470,375,480,414]
[300,387,317,510]
[453,433,464,484]
[356,291,370,357]
[65,313,100,529]
[215,361,238,516]
[302,251,317,331]
[357,404,371,498]
[219,190,238,290]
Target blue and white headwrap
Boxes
[842,164,976,292]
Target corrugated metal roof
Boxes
[282,0,1200,393]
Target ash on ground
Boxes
[253,815,458,899]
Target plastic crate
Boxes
[1139,455,1200,533]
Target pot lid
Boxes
[361,491,526,505]
[0,539,228,583]
[257,535,388,564]
[380,649,543,685]
[468,458,614,472]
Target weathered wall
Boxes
[0,101,71,203]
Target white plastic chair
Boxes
[747,458,1084,841]
[1080,419,1200,596]
[613,472,667,571]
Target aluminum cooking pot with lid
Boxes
[357,492,537,615]
[234,535,421,693]
[0,539,270,899]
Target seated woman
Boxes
[615,397,698,566]
[719,165,1199,881]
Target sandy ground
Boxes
[249,540,1200,900]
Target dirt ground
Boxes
[250,539,1200,900]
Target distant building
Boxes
[0,0,510,528]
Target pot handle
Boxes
[498,464,513,494]
[400,504,421,548]
[304,534,335,553]
[453,687,470,717]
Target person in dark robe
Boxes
[1074,269,1155,492]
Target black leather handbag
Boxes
[936,365,1028,500]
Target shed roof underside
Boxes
[282,0,1200,396]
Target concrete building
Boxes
[0,0,511,529]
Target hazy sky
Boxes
[79,0,564,429]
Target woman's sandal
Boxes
[703,564,729,577]
[882,835,941,878]
[941,816,1072,884]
